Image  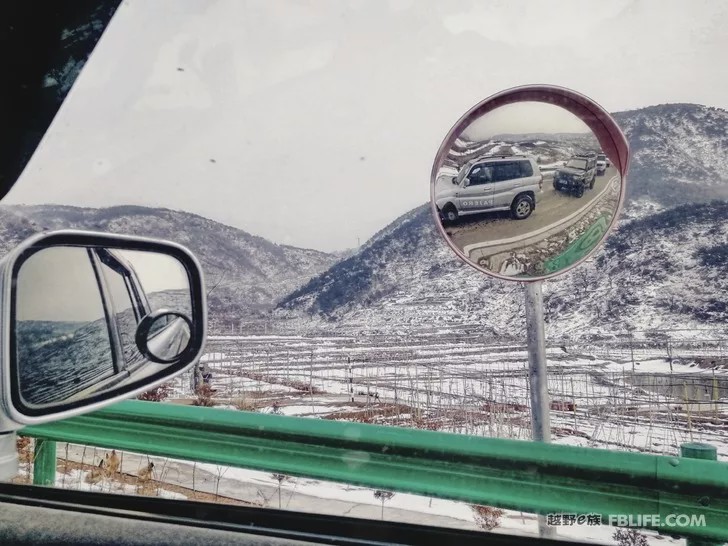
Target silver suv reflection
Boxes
[435,155,543,224]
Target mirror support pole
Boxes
[525,281,551,442]
[524,281,555,538]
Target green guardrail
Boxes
[19,400,728,542]
[543,212,610,273]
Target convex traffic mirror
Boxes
[0,230,206,426]
[431,85,629,281]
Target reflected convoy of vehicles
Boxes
[436,155,543,224]
[553,152,598,198]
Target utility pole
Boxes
[629,329,635,374]
[348,357,353,403]
[524,282,554,539]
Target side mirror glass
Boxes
[1,230,206,424]
[136,310,193,363]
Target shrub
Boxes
[471,504,504,530]
[137,383,173,402]
[612,528,648,546]
[192,384,216,407]
[232,396,257,412]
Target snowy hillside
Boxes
[546,201,728,336]
[0,204,339,322]
[613,103,728,206]
[2,103,725,337]
[278,104,728,338]
[277,200,728,338]
[443,133,598,172]
[277,204,525,336]
[0,207,43,256]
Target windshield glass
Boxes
[456,161,476,184]
[565,159,587,169]
[4,1,728,544]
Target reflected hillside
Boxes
[147,288,192,317]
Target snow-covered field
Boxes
[20,443,684,546]
[27,331,725,544]
[176,333,728,457]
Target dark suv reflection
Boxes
[553,153,597,198]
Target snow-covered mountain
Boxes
[0,204,339,323]
[277,200,728,338]
[443,134,598,172]
[278,104,728,337]
[277,204,524,336]
[0,207,43,256]
[546,201,728,336]
[3,103,725,337]
[613,103,728,206]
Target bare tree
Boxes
[213,465,228,501]
[206,270,227,298]
[373,490,395,520]
[271,473,288,508]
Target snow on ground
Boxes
[539,160,566,169]
[182,334,728,460]
[52,468,186,500]
[40,332,722,543]
[193,461,475,520]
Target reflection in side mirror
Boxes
[1,230,206,424]
[136,310,193,364]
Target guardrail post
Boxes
[680,443,717,546]
[33,439,56,486]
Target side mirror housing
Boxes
[0,230,207,430]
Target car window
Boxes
[566,159,587,169]
[519,161,534,177]
[14,247,116,405]
[467,164,493,185]
[491,162,522,182]
[97,257,144,368]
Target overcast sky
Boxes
[462,102,591,141]
[6,0,728,252]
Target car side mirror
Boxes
[0,230,206,429]
[451,176,458,185]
